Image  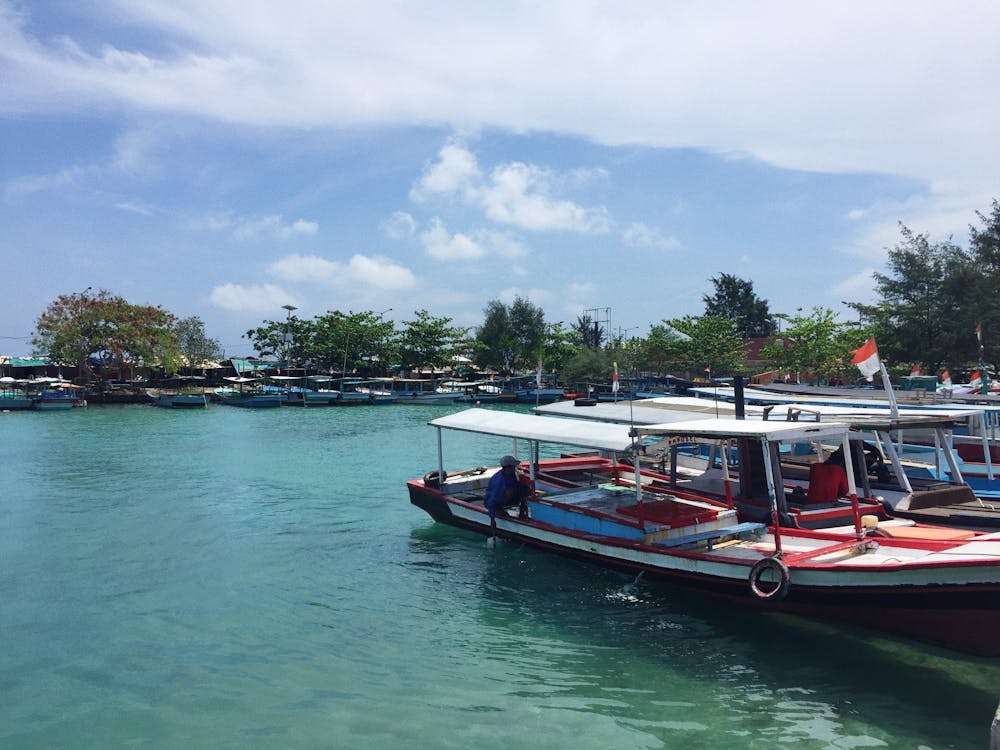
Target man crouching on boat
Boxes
[485,455,532,529]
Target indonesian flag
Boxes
[535,357,542,388]
[851,338,880,382]
[910,363,922,376]
[941,370,952,387]
[969,370,982,389]
[976,323,983,344]
[612,361,619,393]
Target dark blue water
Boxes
[1,404,997,748]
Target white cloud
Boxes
[191,213,318,240]
[114,200,155,215]
[268,253,416,290]
[497,286,553,306]
[420,218,484,260]
[340,254,416,290]
[832,268,878,303]
[473,229,529,258]
[566,281,597,298]
[418,218,532,261]
[480,162,612,233]
[209,282,295,313]
[4,166,85,197]
[409,143,611,234]
[622,222,680,251]
[233,215,317,240]
[410,142,481,203]
[4,2,998,211]
[382,210,417,239]
[268,254,338,282]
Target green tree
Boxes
[637,324,686,374]
[541,322,576,378]
[760,307,854,383]
[398,310,467,373]
[474,297,545,374]
[572,314,604,349]
[969,199,1000,372]
[702,273,777,338]
[872,225,972,373]
[175,316,223,369]
[665,315,747,376]
[561,346,613,387]
[32,289,179,382]
[475,300,517,373]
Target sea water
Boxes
[1,403,997,749]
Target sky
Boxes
[3,1,999,357]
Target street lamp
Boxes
[282,304,297,370]
[376,308,392,375]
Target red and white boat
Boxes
[408,408,1000,656]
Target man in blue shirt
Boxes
[485,455,531,529]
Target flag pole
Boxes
[879,361,899,419]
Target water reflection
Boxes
[407,525,998,748]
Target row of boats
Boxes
[407,386,1000,656]
[0,377,87,410]
[148,375,591,409]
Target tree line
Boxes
[28,199,1000,386]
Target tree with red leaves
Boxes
[32,289,179,383]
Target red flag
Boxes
[851,338,880,382]
[612,362,619,393]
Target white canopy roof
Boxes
[535,400,716,425]
[429,408,635,452]
[635,417,850,443]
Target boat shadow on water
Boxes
[407,523,1000,738]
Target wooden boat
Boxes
[0,377,34,410]
[537,397,1000,531]
[352,379,397,404]
[147,376,209,408]
[272,375,340,406]
[214,377,284,408]
[407,408,1000,656]
[333,378,373,405]
[372,378,460,404]
[32,379,86,409]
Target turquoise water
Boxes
[1,403,997,749]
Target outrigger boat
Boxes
[146,376,209,408]
[214,377,285,408]
[407,408,1000,656]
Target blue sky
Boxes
[3,2,999,357]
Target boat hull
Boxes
[216,394,284,408]
[149,392,209,408]
[408,481,1000,656]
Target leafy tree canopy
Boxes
[32,288,179,381]
[474,297,545,374]
[760,307,858,383]
[175,316,223,368]
[397,310,468,372]
[572,314,604,349]
[702,273,777,338]
[664,315,747,376]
